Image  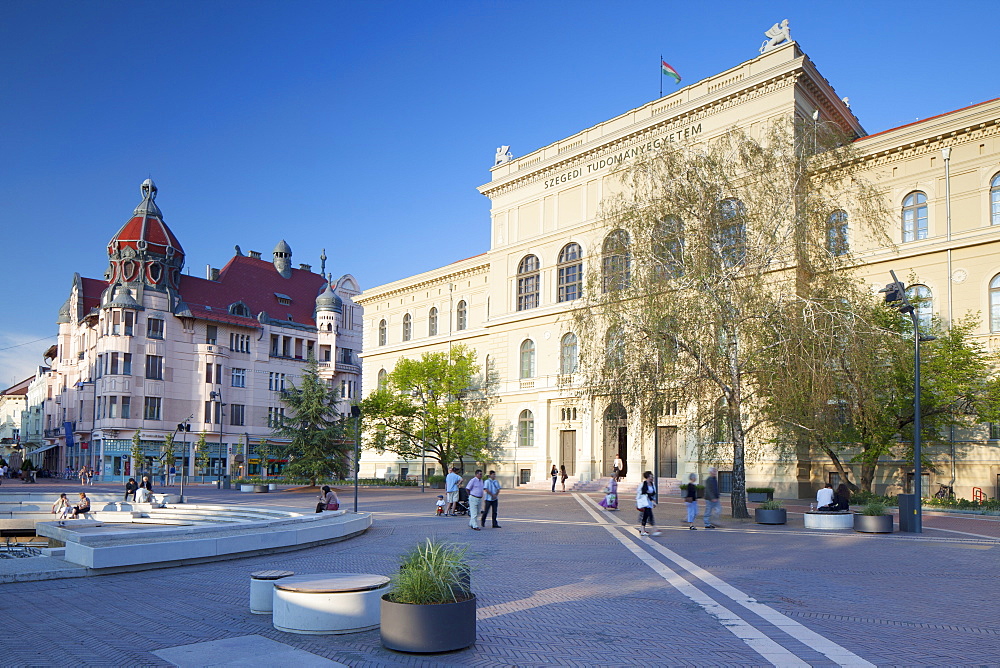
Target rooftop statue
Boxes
[759,19,791,54]
[495,145,513,166]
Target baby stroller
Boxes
[453,487,470,516]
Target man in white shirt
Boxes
[816,483,834,509]
[444,467,462,516]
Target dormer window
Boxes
[229,301,251,317]
[275,293,292,306]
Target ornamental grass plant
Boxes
[860,500,888,516]
[759,499,783,510]
[387,539,470,605]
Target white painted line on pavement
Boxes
[573,495,809,667]
[574,493,876,668]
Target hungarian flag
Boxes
[661,60,681,84]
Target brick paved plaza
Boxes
[1,481,998,666]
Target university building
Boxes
[356,33,1000,497]
[23,180,362,481]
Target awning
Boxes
[26,443,59,456]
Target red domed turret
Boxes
[106,179,185,290]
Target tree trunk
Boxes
[820,444,860,492]
[859,459,876,493]
[730,422,749,519]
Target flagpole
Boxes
[659,54,663,98]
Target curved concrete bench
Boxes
[804,511,853,529]
[272,573,389,634]
[250,569,295,614]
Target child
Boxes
[435,495,446,515]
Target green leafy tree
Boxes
[131,430,144,479]
[361,344,504,474]
[572,118,889,518]
[194,432,209,475]
[256,437,273,478]
[161,432,176,476]
[273,357,349,486]
[766,289,1000,492]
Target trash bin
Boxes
[897,493,916,532]
[221,474,231,490]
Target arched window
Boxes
[557,243,583,302]
[605,325,625,367]
[377,369,388,389]
[517,255,540,311]
[378,319,387,346]
[991,275,1000,332]
[519,339,535,379]
[402,313,412,341]
[229,301,251,317]
[602,230,631,292]
[991,174,1000,226]
[906,285,932,331]
[716,198,746,267]
[560,332,578,375]
[902,191,928,242]
[653,217,684,279]
[826,210,848,256]
[518,409,534,448]
[428,307,438,336]
[456,300,467,331]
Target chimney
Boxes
[205,264,212,280]
[299,263,312,272]
[211,268,220,281]
[249,250,261,260]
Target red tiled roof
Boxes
[1,376,33,396]
[80,277,104,314]
[856,97,1000,143]
[107,214,185,259]
[178,255,327,327]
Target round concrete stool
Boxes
[249,570,295,614]
[272,573,390,634]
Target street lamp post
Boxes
[880,270,934,533]
[350,405,361,512]
[210,391,226,487]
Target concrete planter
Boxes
[853,513,893,533]
[240,484,254,492]
[268,483,277,491]
[754,508,787,525]
[381,593,476,653]
[253,485,269,493]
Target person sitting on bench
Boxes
[70,492,91,519]
[818,483,850,511]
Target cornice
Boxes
[356,261,490,305]
[852,116,1000,169]
[479,71,801,200]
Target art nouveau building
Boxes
[25,180,362,481]
[357,36,1000,498]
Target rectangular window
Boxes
[124,311,134,336]
[96,354,103,378]
[143,397,161,420]
[110,353,120,375]
[122,353,132,375]
[111,311,121,335]
[121,396,130,419]
[267,407,285,427]
[147,318,164,339]
[96,396,104,420]
[206,325,218,345]
[268,372,286,392]
[990,423,1000,440]
[232,368,246,388]
[230,404,245,426]
[108,396,118,418]
[145,355,163,380]
[270,334,280,357]
[206,363,213,384]
[339,348,354,365]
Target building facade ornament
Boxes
[759,19,791,54]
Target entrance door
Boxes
[604,404,627,478]
[560,431,576,477]
[657,426,677,478]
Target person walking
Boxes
[704,467,720,529]
[480,470,501,528]
[466,470,485,530]
[613,454,623,482]
[78,465,89,486]
[684,473,698,529]
[550,464,558,493]
[636,471,661,536]
[559,465,568,492]
[599,477,618,510]
[444,467,462,516]
[168,465,176,487]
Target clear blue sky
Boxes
[1,0,997,385]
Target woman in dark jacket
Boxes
[820,483,850,511]
[124,478,138,501]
